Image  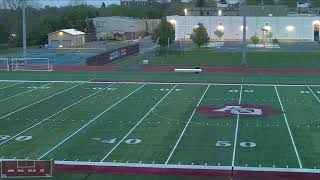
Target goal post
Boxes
[11,58,52,72]
[0,58,9,71]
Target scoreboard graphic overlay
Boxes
[0,160,53,178]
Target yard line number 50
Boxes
[216,141,256,148]
[0,135,32,142]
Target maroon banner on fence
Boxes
[86,44,139,66]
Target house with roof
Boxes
[48,29,85,48]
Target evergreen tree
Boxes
[191,23,209,47]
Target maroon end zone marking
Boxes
[53,66,120,72]
[91,80,320,86]
[202,67,320,75]
[50,65,320,75]
[142,67,174,73]
[233,170,320,180]
[197,104,283,118]
[54,164,230,178]
[54,164,320,180]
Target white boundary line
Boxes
[1,79,320,87]
[165,84,210,164]
[56,160,231,170]
[274,85,302,168]
[0,83,115,147]
[0,82,23,90]
[0,82,53,103]
[0,82,85,121]
[99,84,179,162]
[231,84,243,167]
[308,86,320,103]
[37,84,146,160]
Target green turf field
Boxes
[112,51,320,69]
[0,78,320,176]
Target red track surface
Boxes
[53,66,320,75]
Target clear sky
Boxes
[38,0,119,7]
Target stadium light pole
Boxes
[22,0,27,57]
[241,0,247,66]
[184,8,187,40]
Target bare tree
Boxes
[0,0,37,10]
[69,0,87,6]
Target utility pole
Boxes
[22,0,27,57]
[241,0,247,66]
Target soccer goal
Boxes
[0,58,9,71]
[11,58,53,72]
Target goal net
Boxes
[11,58,52,72]
[0,58,9,71]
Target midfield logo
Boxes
[197,104,282,118]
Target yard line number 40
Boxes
[216,141,256,148]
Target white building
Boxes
[167,15,320,41]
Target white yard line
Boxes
[231,84,243,167]
[0,83,115,147]
[0,82,23,90]
[0,82,85,121]
[99,84,179,162]
[165,84,210,164]
[274,85,302,168]
[308,86,320,103]
[1,79,320,87]
[37,84,146,160]
[0,82,54,103]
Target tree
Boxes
[0,25,9,43]
[0,0,37,10]
[213,29,224,40]
[272,38,279,45]
[101,2,106,8]
[251,35,260,46]
[196,0,206,7]
[85,19,96,41]
[191,23,209,48]
[265,32,273,42]
[151,18,175,47]
[69,0,87,6]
